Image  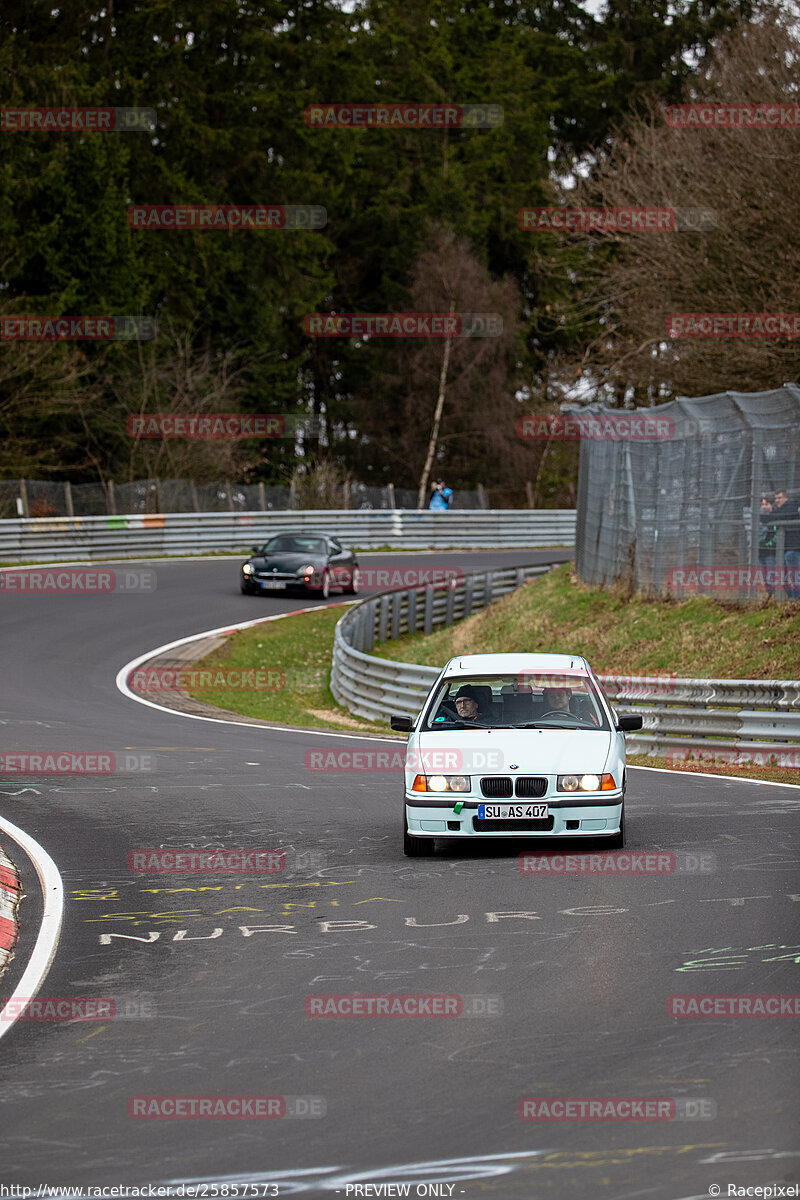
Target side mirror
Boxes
[617,714,643,731]
[390,715,414,732]
[251,546,260,555]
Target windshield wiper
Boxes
[509,722,578,730]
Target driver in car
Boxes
[541,686,573,714]
[453,684,483,723]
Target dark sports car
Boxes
[240,532,360,599]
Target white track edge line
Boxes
[627,763,800,789]
[0,814,65,1042]
[115,603,400,744]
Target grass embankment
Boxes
[186,604,386,734]
[376,563,800,784]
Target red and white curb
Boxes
[0,844,21,975]
[0,816,64,1042]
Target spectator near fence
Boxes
[429,478,453,511]
[771,488,800,601]
[759,493,777,595]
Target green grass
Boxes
[375,562,800,680]
[185,604,388,734]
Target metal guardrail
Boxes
[331,564,800,760]
[0,509,577,562]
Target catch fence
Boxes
[575,384,800,604]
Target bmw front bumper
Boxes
[404,793,623,838]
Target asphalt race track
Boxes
[1,551,798,1199]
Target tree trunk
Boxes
[417,300,456,509]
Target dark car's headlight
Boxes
[296,564,318,576]
[242,563,254,576]
[557,773,616,791]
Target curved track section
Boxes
[0,551,797,1198]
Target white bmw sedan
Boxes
[391,653,642,857]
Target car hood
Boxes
[412,728,613,776]
[251,553,325,572]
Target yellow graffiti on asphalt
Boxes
[522,1144,727,1169]
[676,943,800,971]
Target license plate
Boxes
[260,580,286,590]
[478,803,549,820]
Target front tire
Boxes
[343,566,360,595]
[404,813,436,857]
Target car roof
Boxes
[263,531,331,539]
[442,653,590,676]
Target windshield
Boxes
[262,535,327,556]
[422,673,610,731]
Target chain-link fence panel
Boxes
[575,384,800,603]
[71,483,110,516]
[1,478,496,517]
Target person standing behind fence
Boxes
[759,493,777,596]
[429,478,453,510]
[772,488,800,601]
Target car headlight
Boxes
[411,775,470,793]
[296,564,316,576]
[557,773,616,792]
[242,563,254,576]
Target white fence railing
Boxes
[0,509,577,563]
[331,564,800,761]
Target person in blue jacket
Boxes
[429,478,453,510]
